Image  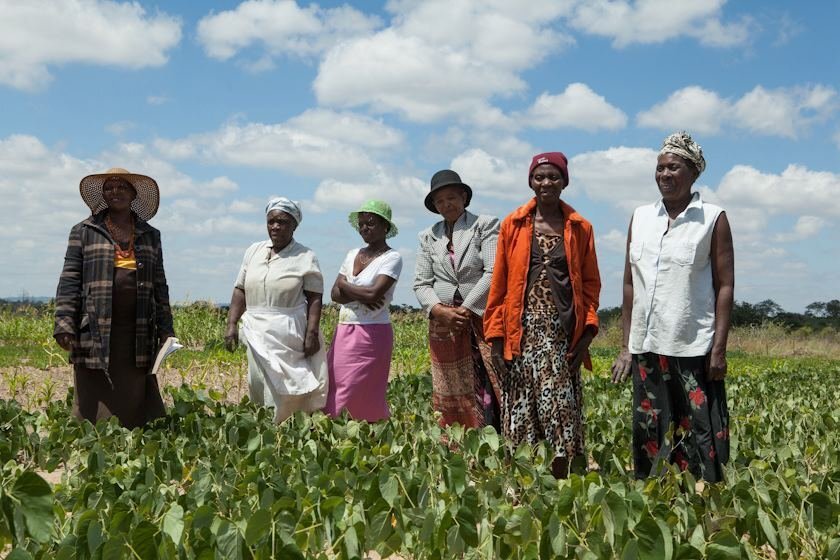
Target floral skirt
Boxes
[632,353,730,482]
[502,309,583,459]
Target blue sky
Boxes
[1,0,838,310]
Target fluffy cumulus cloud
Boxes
[313,0,574,122]
[0,134,247,300]
[570,146,659,211]
[568,0,753,48]
[637,84,838,138]
[773,216,827,243]
[449,149,525,201]
[524,83,627,132]
[154,110,404,179]
[0,0,181,90]
[716,164,840,220]
[197,0,379,64]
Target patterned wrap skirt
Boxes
[502,309,584,459]
[632,352,730,482]
[429,312,501,430]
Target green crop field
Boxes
[1,304,839,559]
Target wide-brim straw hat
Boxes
[348,200,399,239]
[79,167,160,221]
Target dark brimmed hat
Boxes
[80,167,160,221]
[424,169,472,213]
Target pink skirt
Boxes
[324,323,393,421]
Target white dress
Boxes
[235,240,329,422]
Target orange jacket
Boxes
[483,198,601,369]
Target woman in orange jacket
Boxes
[484,152,601,478]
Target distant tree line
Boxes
[598,299,840,330]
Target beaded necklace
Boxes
[105,215,135,259]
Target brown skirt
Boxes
[73,267,165,429]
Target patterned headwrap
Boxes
[265,196,302,225]
[659,131,706,175]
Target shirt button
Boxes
[137,262,144,268]
[138,282,144,287]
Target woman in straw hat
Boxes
[54,168,174,428]
[224,197,329,423]
[611,132,733,482]
[324,200,402,421]
[484,152,601,479]
[413,169,501,431]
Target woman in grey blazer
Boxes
[413,169,501,430]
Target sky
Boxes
[1,0,838,311]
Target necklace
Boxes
[105,215,135,259]
[358,246,388,266]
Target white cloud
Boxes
[637,84,838,138]
[568,0,752,48]
[147,95,169,106]
[525,83,627,131]
[773,216,827,243]
[597,229,627,253]
[732,85,837,138]
[314,0,574,122]
[449,149,525,201]
[636,86,729,135]
[154,110,404,179]
[716,164,840,218]
[0,0,181,91]
[571,146,658,211]
[310,168,428,230]
[0,134,247,301]
[197,0,379,64]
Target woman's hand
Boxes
[707,348,727,381]
[303,329,321,357]
[611,348,633,383]
[567,330,594,372]
[432,304,470,332]
[55,333,75,352]
[224,324,239,352]
[363,295,386,310]
[490,339,507,375]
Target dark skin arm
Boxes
[303,290,322,357]
[611,218,634,383]
[224,287,246,352]
[708,212,734,381]
[332,274,395,310]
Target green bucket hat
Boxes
[348,200,398,239]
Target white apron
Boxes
[240,304,328,422]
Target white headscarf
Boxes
[660,131,706,175]
[265,197,302,225]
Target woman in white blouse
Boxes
[224,197,328,423]
[325,200,402,421]
[611,132,734,482]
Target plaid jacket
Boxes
[413,211,499,317]
[54,212,174,372]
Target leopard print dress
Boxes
[502,231,584,459]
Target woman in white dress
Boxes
[224,197,328,422]
[324,200,402,422]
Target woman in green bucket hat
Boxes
[324,200,403,421]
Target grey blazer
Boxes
[413,211,500,317]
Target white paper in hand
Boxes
[150,337,184,375]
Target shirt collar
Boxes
[654,191,702,218]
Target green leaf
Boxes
[757,508,778,549]
[245,508,272,546]
[162,503,185,546]
[445,454,467,496]
[548,514,566,555]
[130,521,159,560]
[456,506,479,548]
[4,548,34,560]
[634,517,671,560]
[379,475,399,508]
[10,471,54,544]
[806,491,836,533]
[556,484,575,517]
[344,525,360,559]
[101,536,129,560]
[705,530,741,560]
